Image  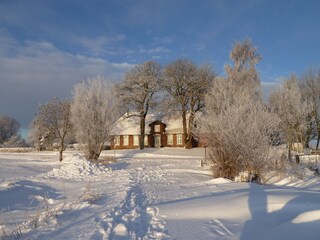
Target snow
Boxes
[0,148,320,239]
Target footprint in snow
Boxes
[202,218,236,239]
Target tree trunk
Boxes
[288,144,292,162]
[304,115,313,149]
[288,128,292,161]
[59,148,63,162]
[185,111,195,149]
[139,116,145,150]
[315,116,320,149]
[59,136,65,162]
[182,107,188,148]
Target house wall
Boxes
[111,134,152,149]
[111,135,138,149]
[111,133,207,149]
[111,133,205,149]
[111,118,206,149]
[164,134,185,147]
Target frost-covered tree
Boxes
[225,38,261,96]
[31,98,72,161]
[204,78,279,181]
[71,76,117,161]
[299,68,320,149]
[0,115,21,145]
[116,61,161,150]
[162,59,215,148]
[29,117,52,151]
[203,39,278,181]
[269,75,312,159]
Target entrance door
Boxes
[154,135,161,148]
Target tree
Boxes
[162,59,214,148]
[225,38,261,95]
[31,98,72,161]
[116,61,161,150]
[299,68,320,149]
[71,76,117,161]
[205,79,278,180]
[203,39,278,181]
[269,75,312,159]
[29,117,53,151]
[186,64,215,148]
[0,115,21,145]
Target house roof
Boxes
[111,112,186,135]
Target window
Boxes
[154,124,160,132]
[133,135,139,146]
[177,134,183,145]
[123,135,129,146]
[144,135,148,146]
[167,134,173,145]
[114,136,120,146]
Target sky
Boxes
[1,0,320,129]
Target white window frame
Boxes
[114,136,120,146]
[123,135,129,146]
[167,134,173,145]
[133,135,139,146]
[177,134,183,145]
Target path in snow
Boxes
[94,160,170,239]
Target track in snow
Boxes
[95,166,169,239]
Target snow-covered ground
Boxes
[0,148,319,239]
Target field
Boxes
[0,148,319,239]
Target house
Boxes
[110,113,205,149]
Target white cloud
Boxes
[196,43,205,51]
[147,47,170,54]
[0,36,134,127]
[72,34,127,56]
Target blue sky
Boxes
[1,0,320,128]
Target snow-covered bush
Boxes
[2,135,27,148]
[203,39,280,182]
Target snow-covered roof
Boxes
[163,116,184,134]
[111,112,186,135]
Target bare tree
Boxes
[162,59,214,148]
[186,64,215,148]
[0,115,21,145]
[116,61,161,150]
[31,98,72,161]
[162,59,195,147]
[71,76,117,161]
[203,39,278,181]
[269,75,312,160]
[299,68,320,149]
